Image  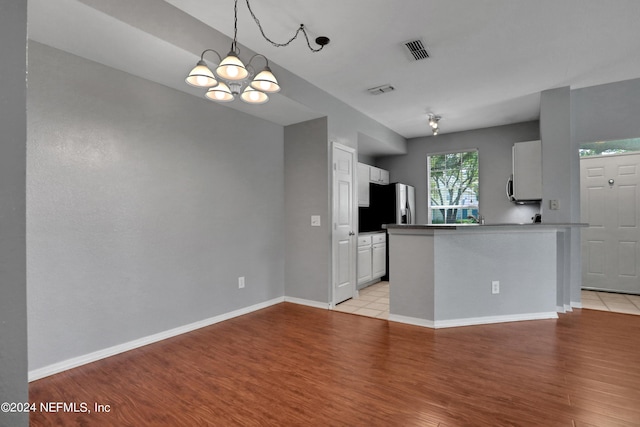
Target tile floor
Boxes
[581,290,640,315]
[336,285,640,320]
[334,281,389,319]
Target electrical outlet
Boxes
[492,280,500,294]
[311,215,321,226]
[238,276,245,289]
[549,199,559,210]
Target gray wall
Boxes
[540,87,573,224]
[0,1,28,426]
[434,231,557,320]
[284,118,330,302]
[539,87,577,308]
[27,42,285,371]
[376,121,541,225]
[572,78,640,144]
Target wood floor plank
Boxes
[29,304,640,426]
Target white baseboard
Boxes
[389,311,558,329]
[283,296,330,310]
[388,314,435,328]
[571,301,582,309]
[434,312,558,329]
[28,296,285,382]
[556,305,566,313]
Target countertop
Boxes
[358,230,386,235]
[384,223,587,231]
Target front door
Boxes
[581,153,640,294]
[332,143,356,305]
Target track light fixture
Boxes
[428,114,441,135]
[186,0,330,104]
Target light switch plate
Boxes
[549,199,559,210]
[311,215,321,226]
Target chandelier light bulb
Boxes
[185,60,218,88]
[250,67,280,93]
[205,82,234,102]
[241,86,268,104]
[217,52,248,81]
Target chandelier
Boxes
[428,114,441,135]
[185,0,330,105]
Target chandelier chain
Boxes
[242,0,326,52]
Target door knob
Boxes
[348,231,355,236]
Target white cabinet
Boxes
[512,140,542,201]
[357,235,372,285]
[358,163,371,207]
[357,232,386,286]
[371,233,386,279]
[369,166,389,184]
[358,163,390,207]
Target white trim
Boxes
[388,314,435,328]
[28,297,284,382]
[389,312,558,329]
[556,305,566,313]
[571,301,582,309]
[433,312,558,329]
[284,296,330,310]
[564,304,573,312]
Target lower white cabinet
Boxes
[371,235,386,279]
[357,236,373,285]
[357,232,386,286]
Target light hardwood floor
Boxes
[29,302,640,426]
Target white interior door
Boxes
[581,153,640,294]
[332,143,356,305]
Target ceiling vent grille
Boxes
[367,84,395,95]
[404,39,429,61]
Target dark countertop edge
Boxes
[384,223,588,231]
[358,230,386,235]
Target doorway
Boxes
[331,142,357,305]
[581,147,640,295]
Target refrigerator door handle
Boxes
[406,204,412,225]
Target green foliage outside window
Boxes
[428,150,479,224]
[579,138,640,157]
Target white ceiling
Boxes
[28,0,640,155]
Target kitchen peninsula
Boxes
[384,223,586,328]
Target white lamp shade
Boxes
[216,53,248,80]
[205,82,234,102]
[185,61,218,87]
[249,67,280,93]
[240,87,269,104]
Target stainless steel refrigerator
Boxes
[360,183,416,232]
[373,182,415,226]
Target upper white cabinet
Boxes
[512,140,542,201]
[369,166,389,185]
[358,163,371,207]
[358,163,390,207]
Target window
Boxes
[427,150,479,224]
[579,137,640,157]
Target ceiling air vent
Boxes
[404,39,429,61]
[367,84,395,95]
